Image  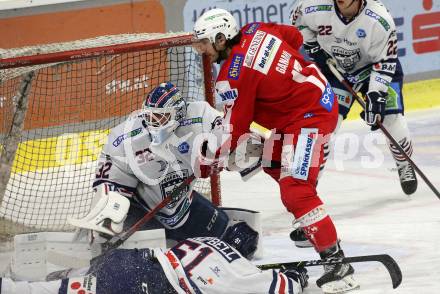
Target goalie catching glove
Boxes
[68,184,130,243]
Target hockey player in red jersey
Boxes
[193,8,359,294]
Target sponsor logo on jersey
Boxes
[345,67,371,84]
[197,276,208,285]
[193,237,241,263]
[365,9,390,31]
[356,28,367,38]
[178,142,190,154]
[375,76,390,86]
[304,5,332,14]
[244,30,266,68]
[67,275,97,294]
[319,83,334,112]
[228,54,244,80]
[334,37,357,46]
[113,127,142,147]
[253,34,282,75]
[331,46,361,71]
[210,266,221,277]
[244,22,260,35]
[334,93,352,109]
[292,128,318,180]
[373,62,396,74]
[160,170,190,210]
[275,50,292,74]
[165,251,180,269]
[219,88,239,102]
[180,117,203,126]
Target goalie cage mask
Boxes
[142,82,187,145]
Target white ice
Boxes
[221,108,440,294]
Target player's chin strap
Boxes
[68,184,130,239]
[326,60,440,199]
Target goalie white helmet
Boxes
[142,82,187,145]
[193,8,239,43]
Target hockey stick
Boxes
[102,174,196,252]
[258,254,402,289]
[327,61,440,199]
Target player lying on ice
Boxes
[192,8,359,294]
[0,222,309,294]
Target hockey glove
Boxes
[362,91,387,131]
[281,265,309,291]
[195,140,223,178]
[303,42,332,74]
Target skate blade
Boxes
[295,240,314,248]
[321,275,360,294]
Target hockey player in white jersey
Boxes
[291,0,417,196]
[70,81,230,244]
[0,223,309,294]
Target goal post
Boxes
[0,32,221,239]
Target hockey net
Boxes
[0,32,220,240]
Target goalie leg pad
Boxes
[165,191,229,241]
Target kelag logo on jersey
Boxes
[219,88,238,102]
[228,54,244,80]
[244,23,260,35]
[178,142,190,154]
[304,5,332,14]
[320,83,334,112]
[365,9,390,31]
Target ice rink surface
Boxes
[221,108,440,293]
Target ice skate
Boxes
[316,244,360,294]
[397,162,417,195]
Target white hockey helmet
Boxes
[193,8,239,43]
